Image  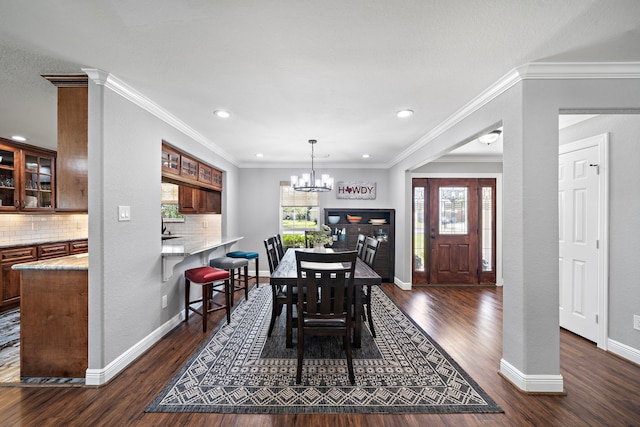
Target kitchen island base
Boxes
[20,269,87,379]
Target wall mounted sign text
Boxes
[336,182,376,199]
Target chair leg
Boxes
[268,287,277,337]
[184,278,191,322]
[244,265,249,300]
[296,330,304,384]
[255,258,259,288]
[345,332,355,385]
[202,283,211,333]
[224,278,231,324]
[366,285,376,338]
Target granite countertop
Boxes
[161,235,243,257]
[12,253,88,271]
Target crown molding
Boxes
[517,62,640,79]
[81,68,238,166]
[391,61,640,168]
[42,73,88,87]
[238,161,388,169]
[390,67,521,167]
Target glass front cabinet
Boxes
[0,139,55,212]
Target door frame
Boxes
[559,133,609,350]
[411,173,503,287]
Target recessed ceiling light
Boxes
[256,153,264,158]
[396,109,414,118]
[213,110,230,118]
[362,154,371,158]
[11,135,27,142]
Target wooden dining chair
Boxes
[361,236,380,337]
[355,234,366,259]
[274,233,285,260]
[295,250,357,385]
[264,236,286,336]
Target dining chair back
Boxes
[362,236,379,267]
[355,234,366,259]
[274,234,285,260]
[361,236,380,338]
[295,250,357,385]
[264,236,286,336]
[264,237,280,273]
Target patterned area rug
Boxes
[146,285,502,414]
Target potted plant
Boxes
[308,225,333,250]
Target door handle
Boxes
[430,235,436,239]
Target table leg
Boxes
[286,284,293,348]
[353,285,362,348]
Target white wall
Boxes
[236,167,391,275]
[560,114,640,352]
[389,75,640,391]
[86,75,240,378]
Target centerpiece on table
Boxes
[308,225,333,251]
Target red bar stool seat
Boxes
[184,266,231,332]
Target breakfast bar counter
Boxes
[161,235,243,281]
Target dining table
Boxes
[269,247,382,348]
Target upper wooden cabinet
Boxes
[161,142,223,192]
[43,74,88,212]
[180,154,198,181]
[161,145,181,176]
[178,186,221,214]
[0,139,56,212]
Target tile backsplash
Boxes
[162,214,222,238]
[0,214,88,246]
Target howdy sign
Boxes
[336,182,377,199]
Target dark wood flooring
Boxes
[1,282,639,426]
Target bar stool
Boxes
[210,256,249,304]
[226,250,260,288]
[184,266,231,332]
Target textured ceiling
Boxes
[0,0,638,167]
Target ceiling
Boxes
[0,1,638,168]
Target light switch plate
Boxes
[118,205,131,222]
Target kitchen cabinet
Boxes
[180,154,199,181]
[1,245,37,310]
[43,74,88,212]
[0,239,88,311]
[70,239,89,254]
[161,144,181,176]
[179,186,221,214]
[20,267,87,378]
[161,142,223,192]
[324,208,395,281]
[0,138,56,212]
[37,242,70,260]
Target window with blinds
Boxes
[280,182,320,249]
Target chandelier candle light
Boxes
[291,139,334,192]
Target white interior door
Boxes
[558,139,602,342]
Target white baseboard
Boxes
[499,358,564,393]
[607,338,640,365]
[393,277,411,290]
[85,311,184,386]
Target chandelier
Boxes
[290,139,334,192]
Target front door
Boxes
[428,178,479,284]
[413,178,496,285]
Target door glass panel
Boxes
[439,187,468,234]
[481,187,493,271]
[413,186,425,272]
